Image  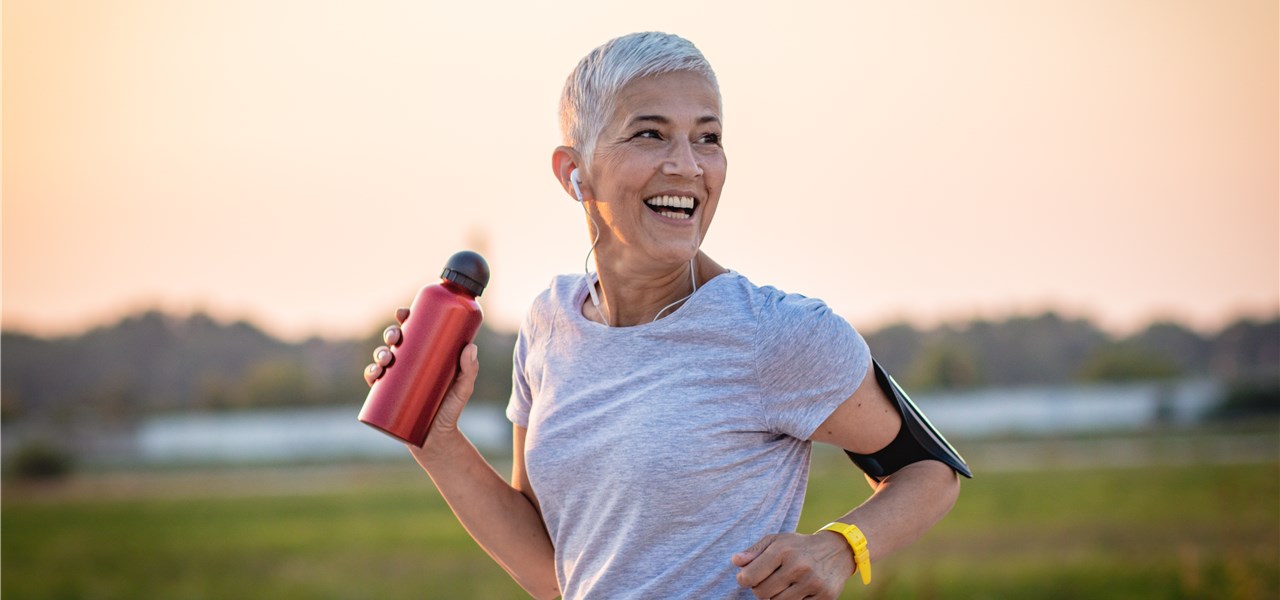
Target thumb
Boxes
[460,343,479,372]
[428,344,480,438]
[731,534,777,567]
[449,344,480,399]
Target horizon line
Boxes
[4,302,1277,344]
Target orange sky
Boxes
[4,0,1277,340]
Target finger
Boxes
[747,565,794,600]
[363,363,383,386]
[382,325,402,347]
[394,307,410,324]
[735,535,783,588]
[373,345,394,367]
[732,534,777,567]
[772,582,816,600]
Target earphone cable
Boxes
[581,202,610,325]
[651,258,698,323]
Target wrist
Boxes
[815,530,857,576]
[411,427,468,465]
[816,521,872,585]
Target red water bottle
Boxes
[358,250,489,447]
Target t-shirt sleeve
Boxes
[505,309,537,428]
[754,290,872,439]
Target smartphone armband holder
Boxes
[845,359,973,482]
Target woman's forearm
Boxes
[842,460,960,562]
[407,429,559,599]
[732,459,960,596]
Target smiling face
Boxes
[583,70,727,272]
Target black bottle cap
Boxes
[440,250,490,297]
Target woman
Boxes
[369,32,962,599]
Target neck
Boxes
[587,252,724,326]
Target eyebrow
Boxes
[627,114,721,127]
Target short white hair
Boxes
[559,32,720,166]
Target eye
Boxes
[697,132,722,145]
[631,129,663,141]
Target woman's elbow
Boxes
[516,578,560,600]
[898,459,961,518]
[532,586,561,600]
[925,460,961,515]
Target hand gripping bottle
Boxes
[358,250,489,447]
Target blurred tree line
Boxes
[1,309,1276,424]
[868,312,1277,391]
[0,310,514,424]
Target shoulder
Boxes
[740,277,873,437]
[526,274,587,315]
[519,273,588,336]
[548,273,588,294]
[744,278,867,365]
[733,276,849,332]
[699,272,850,331]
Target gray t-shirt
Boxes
[506,272,871,599]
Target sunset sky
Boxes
[5,0,1277,341]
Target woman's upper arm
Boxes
[809,361,901,455]
[512,425,541,513]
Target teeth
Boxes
[644,195,695,209]
[658,210,690,220]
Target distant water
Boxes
[136,403,510,463]
[915,378,1221,436]
[127,379,1222,465]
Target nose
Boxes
[661,138,703,179]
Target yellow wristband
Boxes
[817,521,872,585]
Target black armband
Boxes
[845,359,973,482]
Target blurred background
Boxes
[3,1,1277,598]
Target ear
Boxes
[552,146,588,202]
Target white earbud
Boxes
[570,168,584,202]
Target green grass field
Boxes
[4,446,1277,599]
